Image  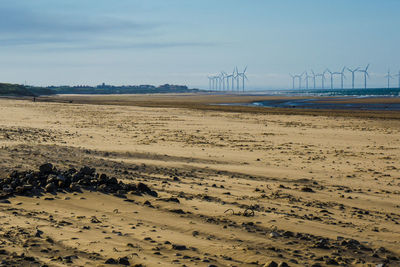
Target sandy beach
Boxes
[1,95,400,266]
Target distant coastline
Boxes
[0,83,200,97]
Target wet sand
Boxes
[37,94,400,120]
[1,96,400,266]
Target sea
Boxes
[234,88,400,111]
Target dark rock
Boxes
[118,257,130,265]
[35,229,43,237]
[39,163,53,174]
[172,244,188,250]
[325,258,338,265]
[283,231,294,237]
[23,256,35,261]
[90,216,101,223]
[170,209,186,214]
[79,166,95,176]
[301,187,314,193]
[313,239,330,249]
[107,177,118,185]
[105,258,118,264]
[45,183,56,192]
[264,261,278,267]
[69,183,80,192]
[137,182,151,193]
[161,197,180,203]
[144,200,152,206]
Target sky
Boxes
[1,0,400,90]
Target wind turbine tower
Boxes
[315,72,326,89]
[385,70,393,89]
[289,74,296,89]
[208,77,212,90]
[238,66,248,92]
[339,67,346,89]
[231,68,236,91]
[294,72,305,89]
[357,64,370,89]
[395,71,400,89]
[331,67,346,89]
[220,72,226,91]
[226,73,232,91]
[304,72,312,89]
[347,67,360,89]
[235,67,240,91]
[325,69,334,89]
[311,70,316,89]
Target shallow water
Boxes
[248,98,400,111]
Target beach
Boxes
[0,95,400,266]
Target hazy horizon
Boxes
[1,0,400,90]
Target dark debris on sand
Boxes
[0,163,158,200]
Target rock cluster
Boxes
[0,163,157,199]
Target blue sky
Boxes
[1,0,400,89]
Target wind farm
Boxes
[288,64,400,90]
[208,67,248,92]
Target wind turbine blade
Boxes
[243,66,247,73]
[366,64,370,71]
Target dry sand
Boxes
[0,96,400,266]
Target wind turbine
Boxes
[304,72,312,89]
[237,66,248,92]
[235,67,240,91]
[232,68,237,91]
[289,74,296,89]
[394,71,400,89]
[325,69,334,89]
[384,70,393,89]
[338,67,346,89]
[208,76,212,90]
[226,73,233,91]
[347,67,360,89]
[311,70,316,89]
[315,71,326,89]
[329,67,346,89]
[220,72,227,91]
[295,72,305,89]
[357,64,370,89]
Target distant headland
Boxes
[0,83,200,97]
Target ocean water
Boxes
[279,87,400,97]
[250,87,400,97]
[249,99,400,111]
[239,88,400,111]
